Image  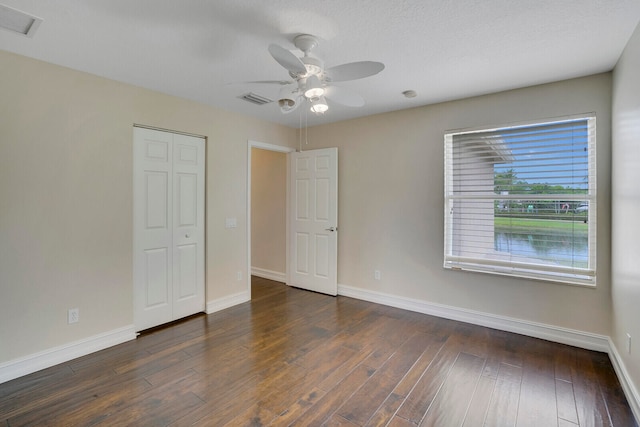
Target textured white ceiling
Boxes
[1,0,639,128]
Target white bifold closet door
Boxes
[133,127,205,332]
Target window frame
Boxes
[443,115,597,287]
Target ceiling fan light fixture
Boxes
[303,75,325,99]
[310,96,329,114]
[278,98,296,111]
[277,85,299,113]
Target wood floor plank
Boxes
[515,370,558,427]
[0,278,635,427]
[365,392,406,427]
[317,343,376,392]
[483,378,521,427]
[461,375,495,427]
[554,344,577,383]
[337,332,436,425]
[169,374,265,425]
[572,349,612,427]
[558,418,579,427]
[268,387,327,426]
[7,375,152,426]
[419,352,486,426]
[498,362,523,384]
[323,414,361,426]
[223,402,278,427]
[91,375,205,426]
[395,334,464,424]
[388,415,421,427]
[0,364,74,400]
[365,340,446,426]
[556,379,579,425]
[1,363,126,420]
[0,364,115,417]
[286,364,376,425]
[589,351,639,427]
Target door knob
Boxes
[185,234,191,238]
[325,227,337,232]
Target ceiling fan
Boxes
[256,34,384,114]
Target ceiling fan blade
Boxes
[225,80,293,86]
[325,61,385,82]
[268,44,307,75]
[324,85,365,107]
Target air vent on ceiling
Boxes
[0,3,42,37]
[239,92,273,105]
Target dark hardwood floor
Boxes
[1,277,636,426]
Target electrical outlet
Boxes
[374,270,381,280]
[68,308,79,324]
[627,333,632,354]
[237,271,242,281]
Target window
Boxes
[444,116,596,286]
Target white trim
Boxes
[0,325,136,384]
[251,267,286,283]
[247,140,294,300]
[608,338,640,423]
[248,140,295,153]
[206,290,250,314]
[337,284,609,352]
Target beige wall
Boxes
[612,21,640,401]
[251,148,287,275]
[0,50,296,363]
[305,73,612,336]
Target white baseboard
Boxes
[337,284,609,352]
[0,325,136,385]
[608,338,640,423]
[251,267,286,283]
[206,290,250,314]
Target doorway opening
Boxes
[247,141,295,299]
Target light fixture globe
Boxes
[277,85,299,113]
[304,75,325,99]
[310,96,328,114]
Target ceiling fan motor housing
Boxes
[293,34,319,53]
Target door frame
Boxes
[246,140,295,298]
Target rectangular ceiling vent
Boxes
[0,3,42,37]
[239,92,273,106]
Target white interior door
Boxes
[133,127,205,331]
[289,148,338,295]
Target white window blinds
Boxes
[444,116,596,286]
